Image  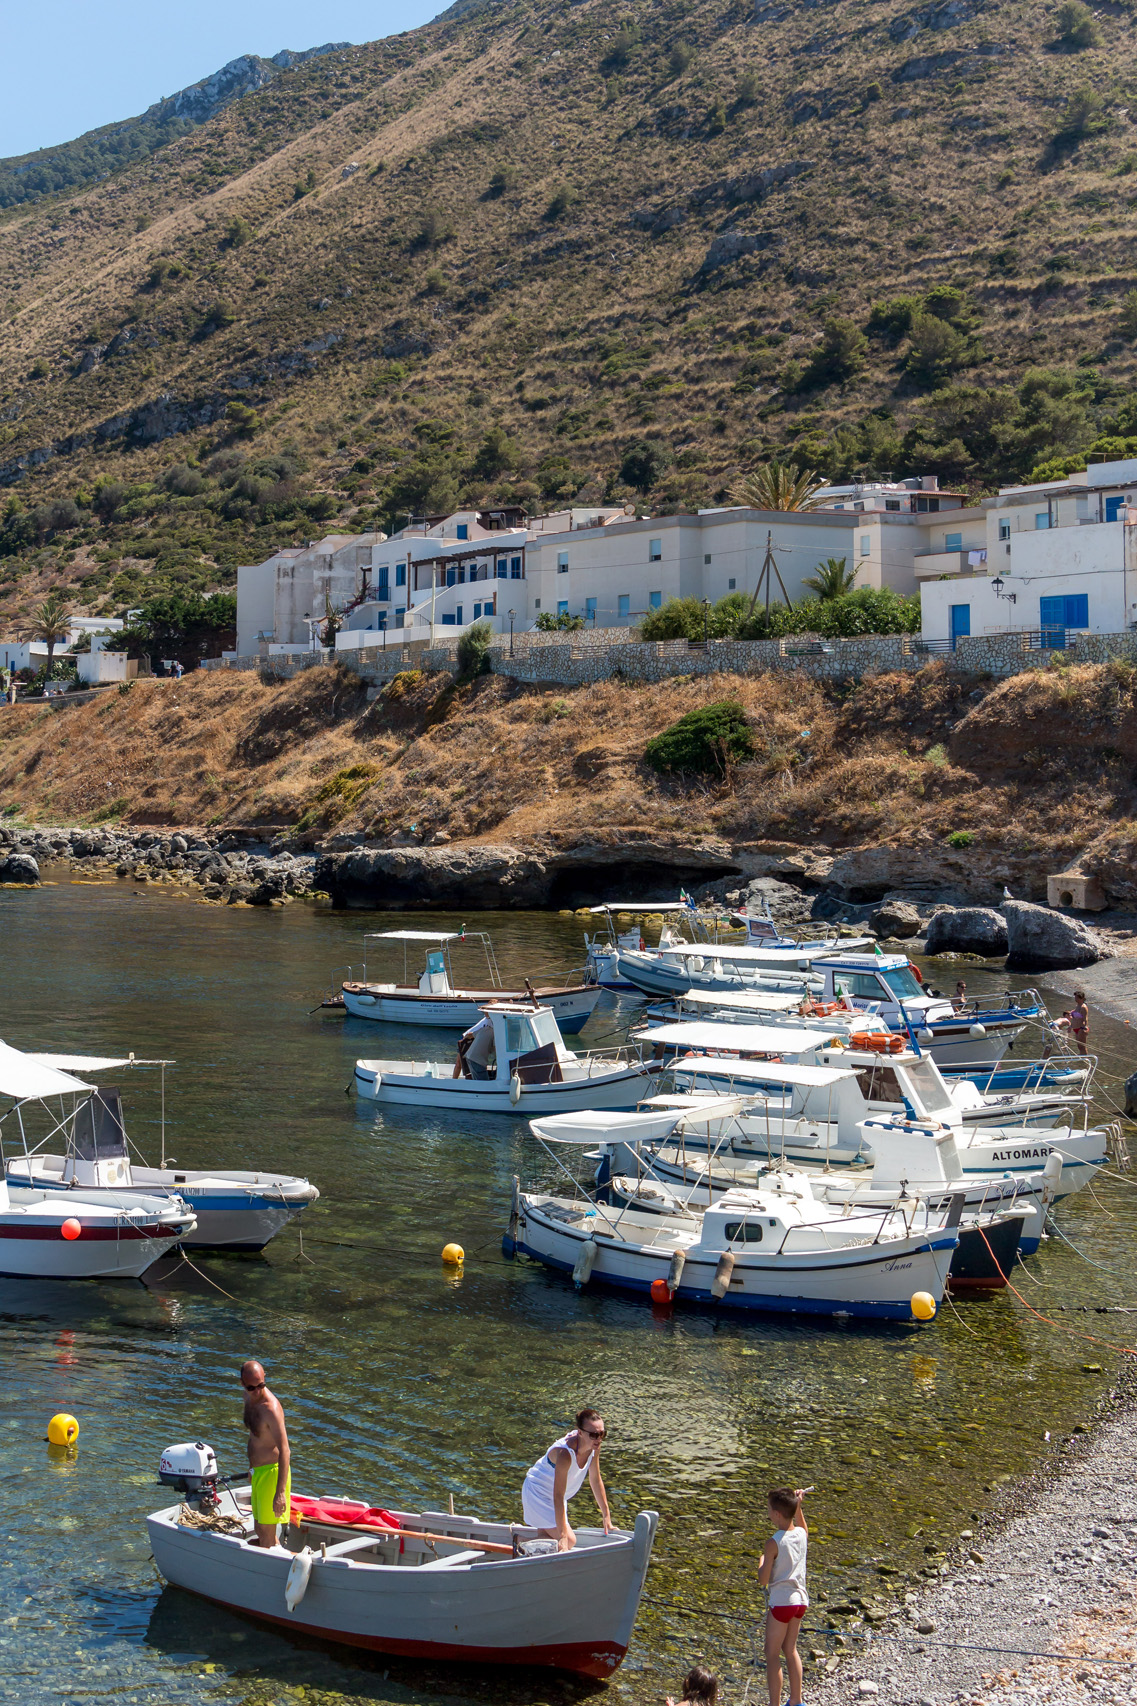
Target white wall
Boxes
[236,557,279,654]
[78,650,132,684]
[920,520,1137,639]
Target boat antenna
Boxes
[160,1062,167,1168]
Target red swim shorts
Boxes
[770,1605,806,1623]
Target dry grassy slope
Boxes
[2,0,1137,611]
[1,662,1134,897]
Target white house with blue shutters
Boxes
[918,458,1137,648]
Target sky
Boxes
[0,0,443,159]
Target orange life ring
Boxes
[849,1032,905,1054]
[909,962,923,983]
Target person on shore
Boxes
[521,1407,613,1552]
[241,1359,290,1547]
[759,1487,808,1706]
[666,1665,719,1706]
[1066,990,1090,1056]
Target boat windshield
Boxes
[504,1011,560,1056]
[881,966,923,999]
[73,1087,128,1161]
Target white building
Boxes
[918,458,1137,647]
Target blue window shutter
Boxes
[1065,594,1088,628]
[457,524,468,540]
[949,604,970,651]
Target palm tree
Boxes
[33,589,73,677]
[803,556,859,600]
[731,462,830,512]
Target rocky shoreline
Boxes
[811,1368,1137,1706]
[0,823,317,906]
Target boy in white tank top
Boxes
[758,1487,808,1706]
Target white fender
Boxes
[572,1238,598,1286]
[285,1546,314,1612]
[969,1023,987,1039]
[710,1251,734,1300]
[509,1074,522,1105]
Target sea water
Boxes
[0,874,1134,1706]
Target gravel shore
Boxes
[810,1374,1137,1706]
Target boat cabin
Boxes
[456,1003,577,1085]
[61,1086,134,1189]
[814,954,949,1024]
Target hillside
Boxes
[2,0,1137,627]
[2,660,1136,905]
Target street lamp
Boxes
[702,597,710,644]
[508,609,516,656]
[991,575,1016,604]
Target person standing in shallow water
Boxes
[759,1487,809,1706]
[521,1407,613,1551]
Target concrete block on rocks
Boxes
[1004,898,1113,970]
[925,906,1008,957]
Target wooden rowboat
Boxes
[148,1490,659,1677]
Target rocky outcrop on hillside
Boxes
[0,824,316,905]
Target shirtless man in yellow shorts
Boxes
[241,1359,290,1547]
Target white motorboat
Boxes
[354,1000,664,1113]
[616,934,874,999]
[810,953,1044,1067]
[0,1044,195,1277]
[149,1464,657,1677]
[330,930,600,1032]
[508,1152,959,1321]
[583,902,708,991]
[5,1051,318,1251]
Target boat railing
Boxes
[963,1048,1096,1101]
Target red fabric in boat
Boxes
[290,1495,402,1531]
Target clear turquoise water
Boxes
[0,874,1134,1706]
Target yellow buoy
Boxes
[911,1291,937,1322]
[47,1413,79,1447]
[441,1243,465,1266]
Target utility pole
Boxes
[747,529,794,621]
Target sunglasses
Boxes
[581,1426,605,1440]
[242,1380,265,1391]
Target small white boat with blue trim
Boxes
[330,929,600,1032]
[353,999,663,1113]
[5,1052,318,1251]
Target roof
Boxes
[0,1040,92,1100]
[677,989,805,1013]
[634,1019,836,1053]
[365,930,464,943]
[670,1057,859,1088]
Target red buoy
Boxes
[650,1278,671,1303]
[61,1219,82,1241]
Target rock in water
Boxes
[0,852,39,884]
[1124,1071,1137,1118]
[869,898,923,939]
[925,906,1008,957]
[1003,899,1113,970]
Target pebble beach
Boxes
[813,1371,1137,1706]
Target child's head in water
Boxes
[680,1667,718,1706]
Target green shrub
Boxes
[947,829,975,848]
[456,618,494,678]
[644,700,754,776]
[535,611,585,631]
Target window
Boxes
[704,553,712,565]
[585,597,597,620]
[728,577,736,590]
[834,972,888,1000]
[510,556,523,578]
[396,563,406,588]
[456,524,468,541]
[1034,512,1050,530]
[618,594,631,617]
[882,966,923,999]
[395,607,405,625]
[649,538,662,562]
[998,520,1010,541]
[534,600,541,611]
[473,603,482,619]
[945,532,962,551]
[557,551,569,573]
[885,499,900,512]
[860,534,871,556]
[496,560,508,579]
[1040,594,1089,640]
[725,1220,764,1245]
[557,600,569,616]
[485,597,495,617]
[377,570,390,602]
[442,613,455,625]
[915,496,941,513]
[649,590,662,608]
[446,567,456,587]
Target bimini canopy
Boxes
[364,930,466,943]
[654,943,821,962]
[0,1041,93,1100]
[27,1053,139,1072]
[587,902,691,914]
[634,1020,837,1055]
[670,1059,861,1089]
[677,989,804,1013]
[530,1098,746,1146]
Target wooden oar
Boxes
[292,1513,517,1556]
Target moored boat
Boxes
[354,999,664,1113]
[148,1476,658,1676]
[330,929,600,1032]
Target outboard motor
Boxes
[159,1441,220,1502]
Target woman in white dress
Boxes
[521,1407,613,1552]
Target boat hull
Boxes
[148,1505,657,1677]
[0,1210,186,1279]
[514,1198,957,1320]
[354,1061,662,1114]
[342,985,600,1033]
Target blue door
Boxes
[1040,594,1088,649]
[1106,496,1124,523]
[949,604,970,651]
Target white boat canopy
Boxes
[588,902,692,914]
[671,1059,862,1088]
[27,1053,157,1071]
[650,943,821,962]
[676,989,805,1013]
[0,1041,93,1099]
[634,1020,839,1054]
[531,1097,747,1145]
[364,930,467,942]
